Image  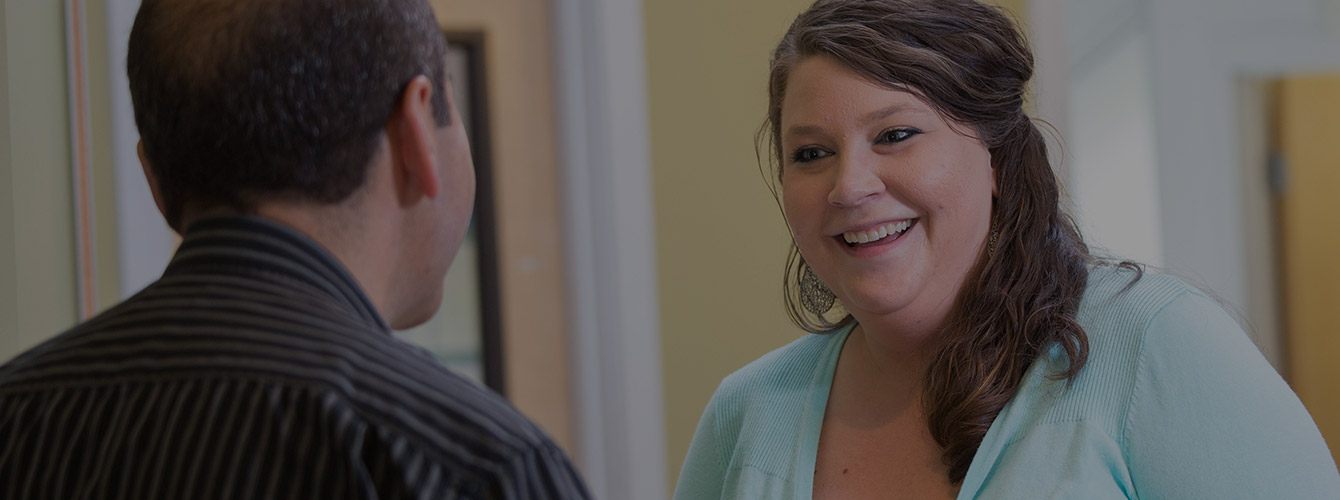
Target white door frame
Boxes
[1146,2,1340,365]
[552,0,668,498]
[106,0,176,300]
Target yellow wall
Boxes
[644,0,812,486]
[646,0,1029,488]
[0,2,80,361]
[997,0,1027,21]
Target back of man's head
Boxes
[127,0,449,231]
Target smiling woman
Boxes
[779,56,998,344]
[672,0,1340,498]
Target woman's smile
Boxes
[834,218,920,258]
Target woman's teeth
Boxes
[842,220,913,245]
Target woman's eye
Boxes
[878,128,920,144]
[790,147,831,164]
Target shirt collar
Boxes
[163,215,391,332]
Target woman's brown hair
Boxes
[766,0,1092,483]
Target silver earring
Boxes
[800,265,836,315]
[987,219,1000,259]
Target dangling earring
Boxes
[987,217,1000,259]
[800,264,836,315]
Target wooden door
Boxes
[1275,75,1340,466]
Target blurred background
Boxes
[1,0,1336,498]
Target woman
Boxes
[674,0,1340,498]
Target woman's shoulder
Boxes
[714,327,849,403]
[1085,263,1267,372]
[989,264,1277,461]
[1080,262,1206,319]
[1028,264,1252,424]
[699,327,849,438]
[1077,262,1246,364]
[1076,262,1244,345]
[1066,265,1338,496]
[677,330,849,498]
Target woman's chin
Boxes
[838,291,913,319]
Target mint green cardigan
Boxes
[674,265,1340,499]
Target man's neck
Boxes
[182,203,402,326]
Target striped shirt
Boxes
[0,216,590,499]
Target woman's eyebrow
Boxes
[784,124,827,140]
[784,103,927,140]
[860,103,924,124]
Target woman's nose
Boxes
[827,153,884,207]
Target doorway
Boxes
[1258,74,1340,466]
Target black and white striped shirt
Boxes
[0,216,590,499]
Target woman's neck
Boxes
[837,323,940,412]
[848,305,950,375]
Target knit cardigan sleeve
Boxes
[1122,290,1340,498]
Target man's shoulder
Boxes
[351,340,554,446]
[0,310,117,388]
[0,292,558,458]
[344,340,590,497]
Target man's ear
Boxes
[386,75,442,201]
[137,141,173,227]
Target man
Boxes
[0,0,589,498]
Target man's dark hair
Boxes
[128,0,450,230]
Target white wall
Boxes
[107,0,175,299]
[1068,31,1163,267]
[1148,0,1340,364]
[0,1,79,360]
[1062,0,1340,366]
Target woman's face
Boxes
[780,56,995,329]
